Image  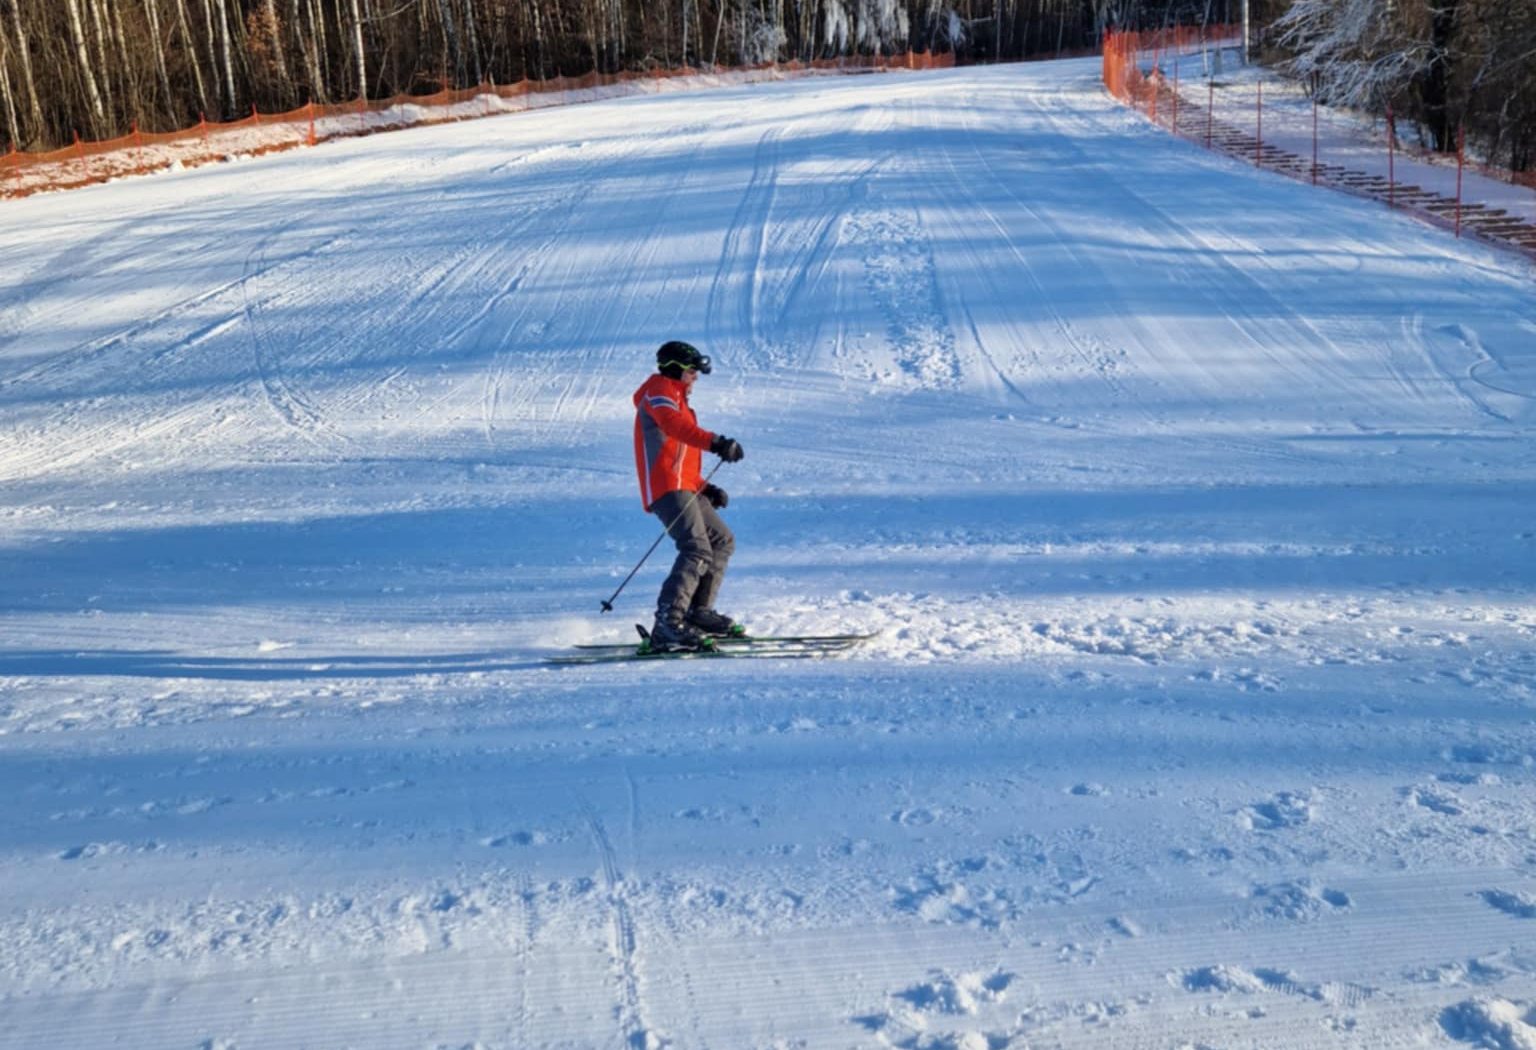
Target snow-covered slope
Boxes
[2,58,1534,1050]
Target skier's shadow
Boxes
[0,649,546,681]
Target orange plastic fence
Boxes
[2,51,954,199]
[1103,26,1219,108]
[1103,26,1536,194]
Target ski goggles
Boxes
[662,353,712,374]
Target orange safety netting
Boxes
[1103,25,1223,115]
[2,51,954,200]
[1103,25,1535,196]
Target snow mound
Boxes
[1240,791,1316,831]
[1250,878,1353,920]
[1177,964,1270,994]
[860,969,1023,1050]
[894,970,1015,1016]
[1441,998,1536,1050]
[1480,889,1536,919]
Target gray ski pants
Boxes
[649,489,735,621]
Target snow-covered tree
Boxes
[857,0,911,53]
[1272,0,1535,167]
[739,3,786,64]
[818,0,912,58]
[1273,0,1422,110]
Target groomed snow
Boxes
[1,57,1534,1050]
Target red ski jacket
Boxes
[633,374,717,510]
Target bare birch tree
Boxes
[349,0,368,98]
[84,0,115,120]
[143,0,176,121]
[304,0,332,100]
[212,0,239,115]
[172,0,211,115]
[63,0,107,134]
[195,0,223,112]
[1,26,21,148]
[259,0,292,97]
[462,0,484,83]
[3,0,43,143]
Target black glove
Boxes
[710,435,744,462]
[701,483,729,510]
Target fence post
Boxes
[307,101,317,147]
[1172,57,1180,135]
[133,120,144,174]
[1206,78,1213,149]
[74,130,86,184]
[1387,104,1396,209]
[1311,95,1319,184]
[1255,80,1262,168]
[1455,123,1464,237]
[4,143,19,194]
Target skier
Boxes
[633,340,745,651]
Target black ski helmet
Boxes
[657,340,712,378]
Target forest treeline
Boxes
[1,1,1531,174]
[0,0,1231,152]
[1270,0,1536,173]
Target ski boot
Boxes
[646,613,712,653]
[687,608,746,639]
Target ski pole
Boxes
[600,459,724,614]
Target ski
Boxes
[548,628,877,665]
[544,643,855,665]
[572,630,878,651]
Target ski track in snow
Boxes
[1,59,1535,1050]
